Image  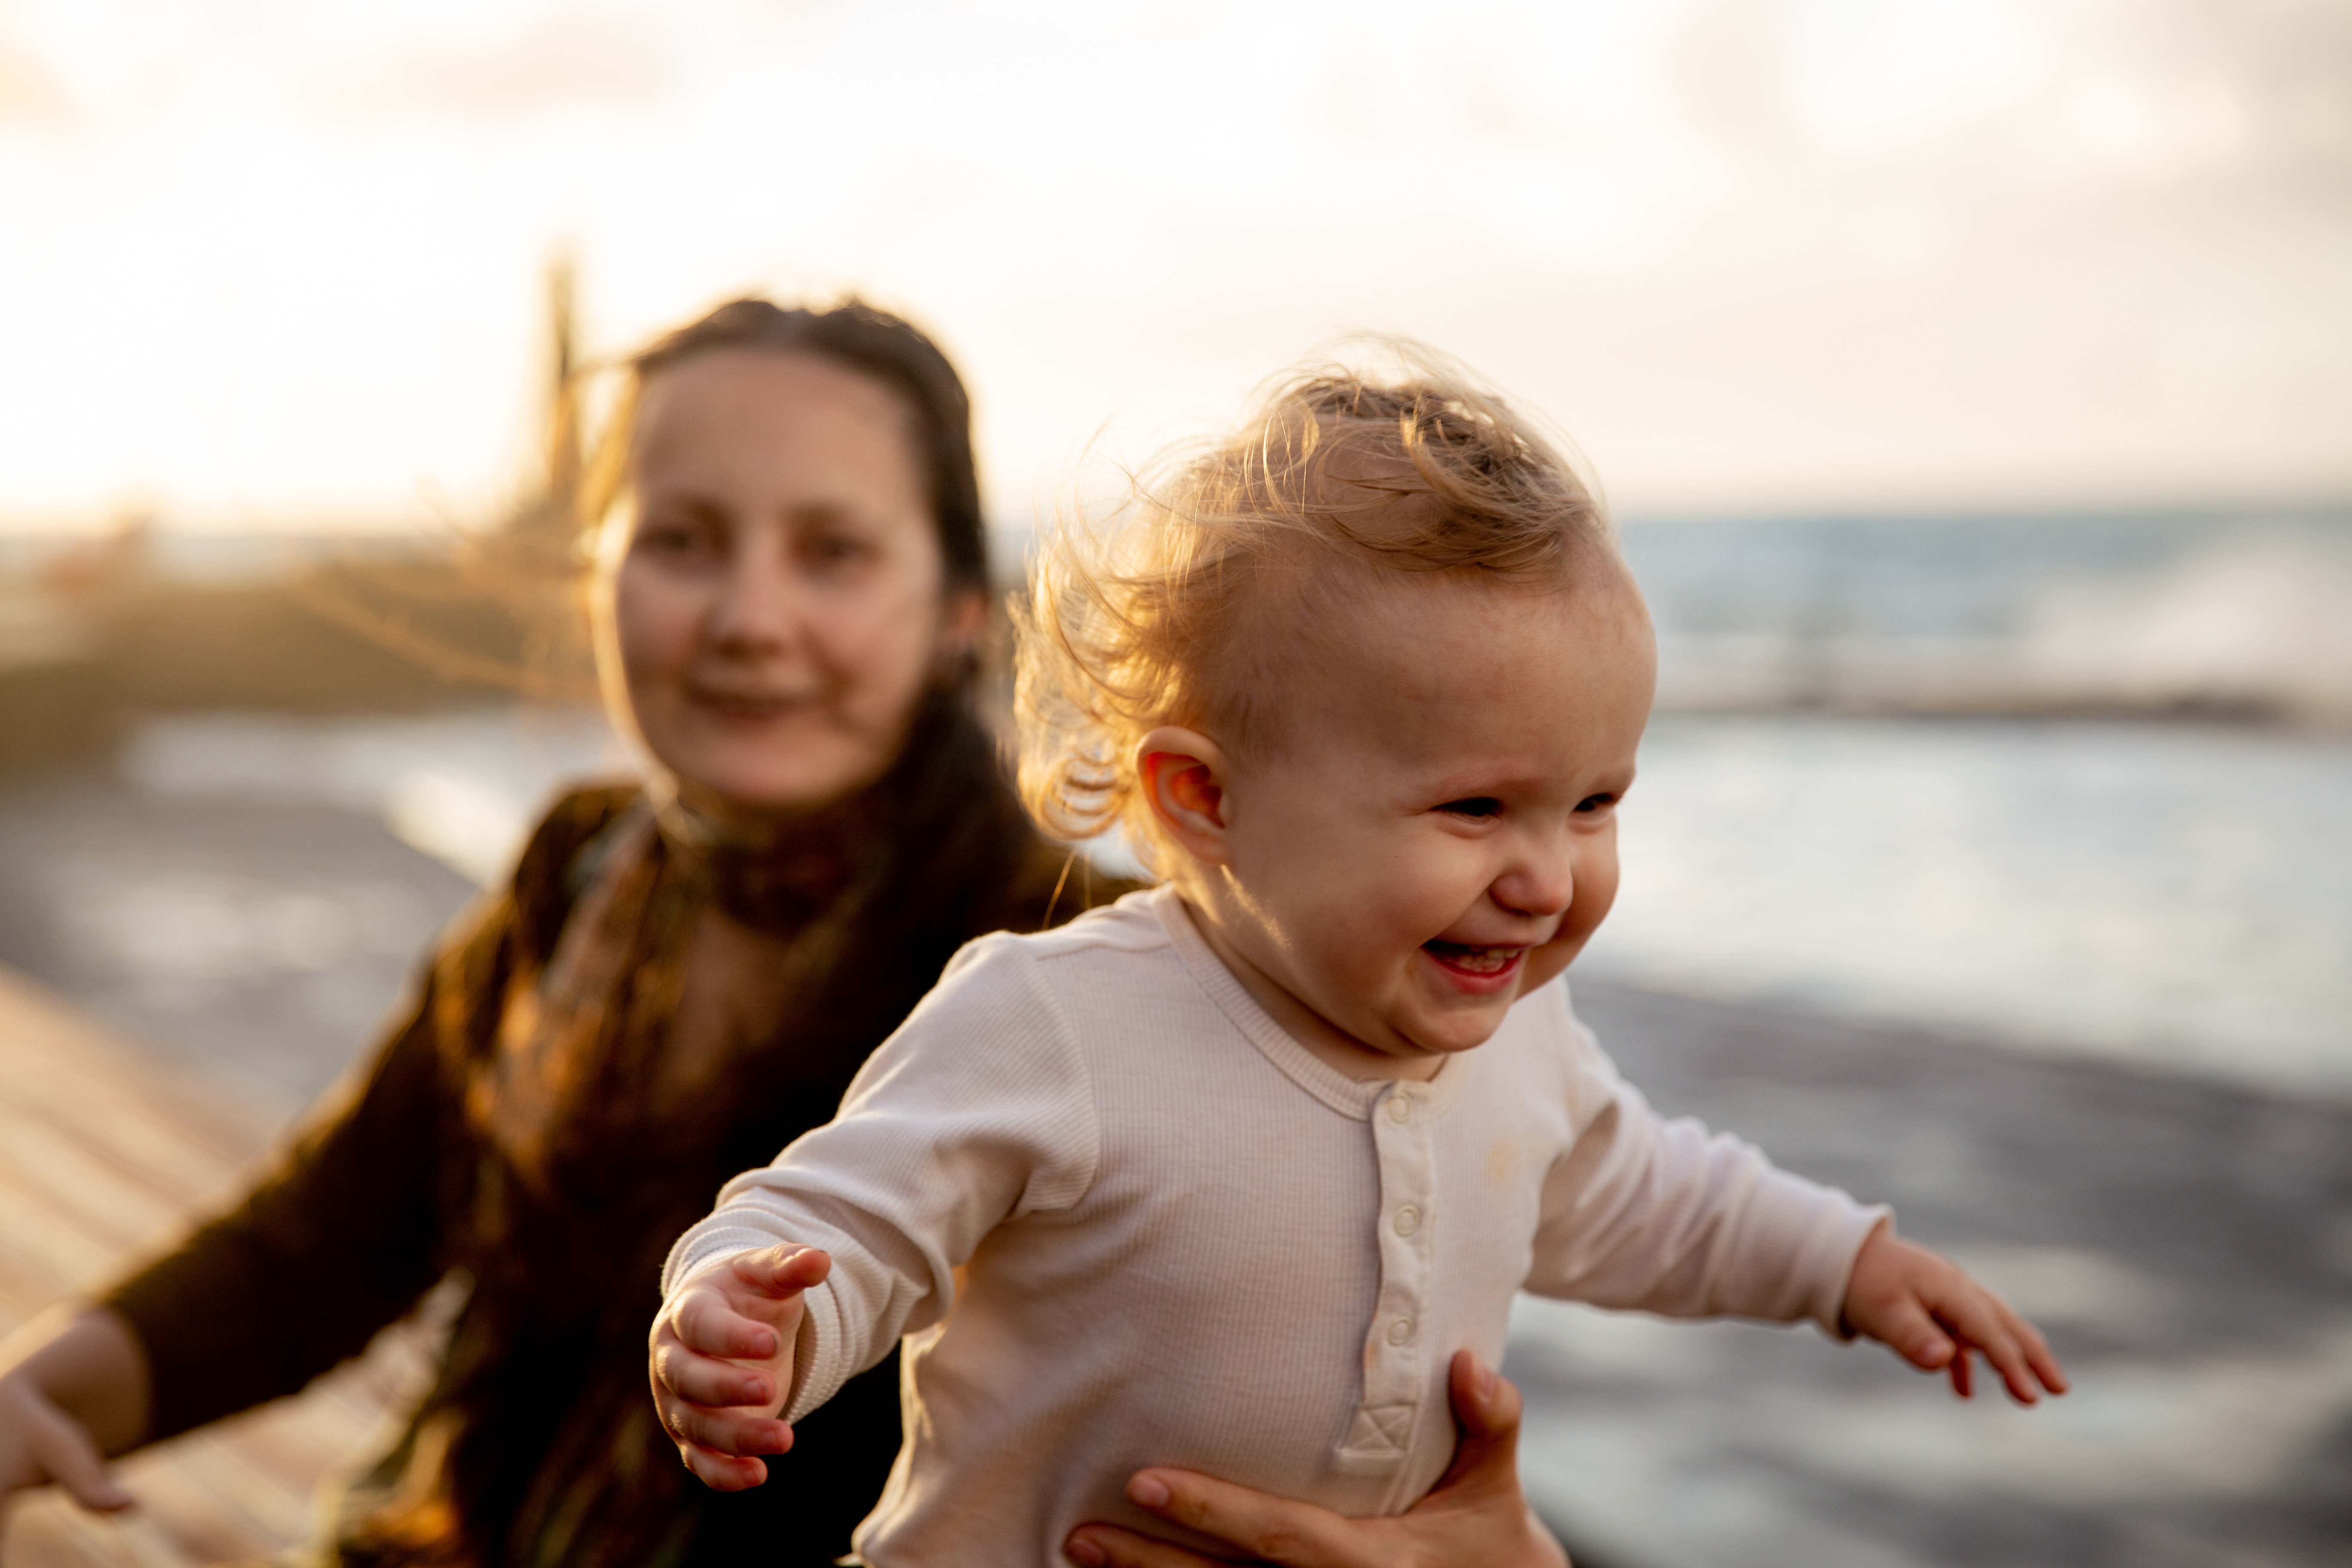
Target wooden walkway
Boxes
[0,968,432,1567]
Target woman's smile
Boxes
[686,681,821,722]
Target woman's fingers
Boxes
[1109,1468,1354,1567]
[1430,1351,1521,1498]
[1063,1523,1229,1568]
[27,1401,132,1512]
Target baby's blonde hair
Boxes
[1014,340,1619,875]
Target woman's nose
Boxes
[706,537,801,652]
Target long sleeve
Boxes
[662,936,1100,1423]
[92,782,629,1446]
[1522,1014,1886,1334]
[98,943,467,1442]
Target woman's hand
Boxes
[647,1244,830,1491]
[1,1374,130,1512]
[1063,1351,1568,1568]
[1842,1223,2069,1403]
[0,1305,149,1513]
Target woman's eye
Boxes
[636,523,703,558]
[802,532,873,570]
[1437,797,1504,818]
[1574,793,1617,815]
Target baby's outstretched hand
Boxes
[648,1244,830,1491]
[1842,1225,2068,1404]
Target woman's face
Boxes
[601,348,983,818]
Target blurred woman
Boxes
[0,298,1086,1566]
[0,297,1564,1568]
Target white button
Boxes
[1393,1205,1420,1237]
[1387,1317,1415,1346]
[1387,1095,1412,1124]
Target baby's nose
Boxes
[1492,852,1574,919]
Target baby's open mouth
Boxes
[1422,940,1524,977]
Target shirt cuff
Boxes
[783,1277,854,1424]
[1736,1167,1892,1336]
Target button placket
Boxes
[1337,1084,1437,1472]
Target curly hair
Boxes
[1014,339,1619,875]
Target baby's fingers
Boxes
[669,1287,782,1361]
[665,1396,792,1461]
[2024,1322,2070,1398]
[680,1439,772,1493]
[1929,1292,2029,1404]
[730,1244,831,1300]
[651,1340,777,1411]
[1868,1289,1959,1377]
[1946,1292,2067,1405]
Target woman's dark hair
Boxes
[602,297,989,593]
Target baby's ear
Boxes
[1136,727,1232,865]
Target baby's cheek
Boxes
[1564,839,1622,946]
[1522,935,1582,992]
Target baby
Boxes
[649,348,2067,1562]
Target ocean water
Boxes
[1623,507,2352,724]
[1580,714,2352,1102]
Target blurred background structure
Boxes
[0,3,2346,1565]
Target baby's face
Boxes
[1207,567,1654,1071]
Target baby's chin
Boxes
[1389,989,1522,1057]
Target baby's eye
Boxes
[1436,797,1504,818]
[1573,793,1617,815]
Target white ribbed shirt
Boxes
[663,887,1886,1565]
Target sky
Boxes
[1,0,2347,533]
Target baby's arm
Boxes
[1842,1222,2067,1403]
[1529,1002,2066,1402]
[649,1245,831,1490]
[645,936,1098,1487]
